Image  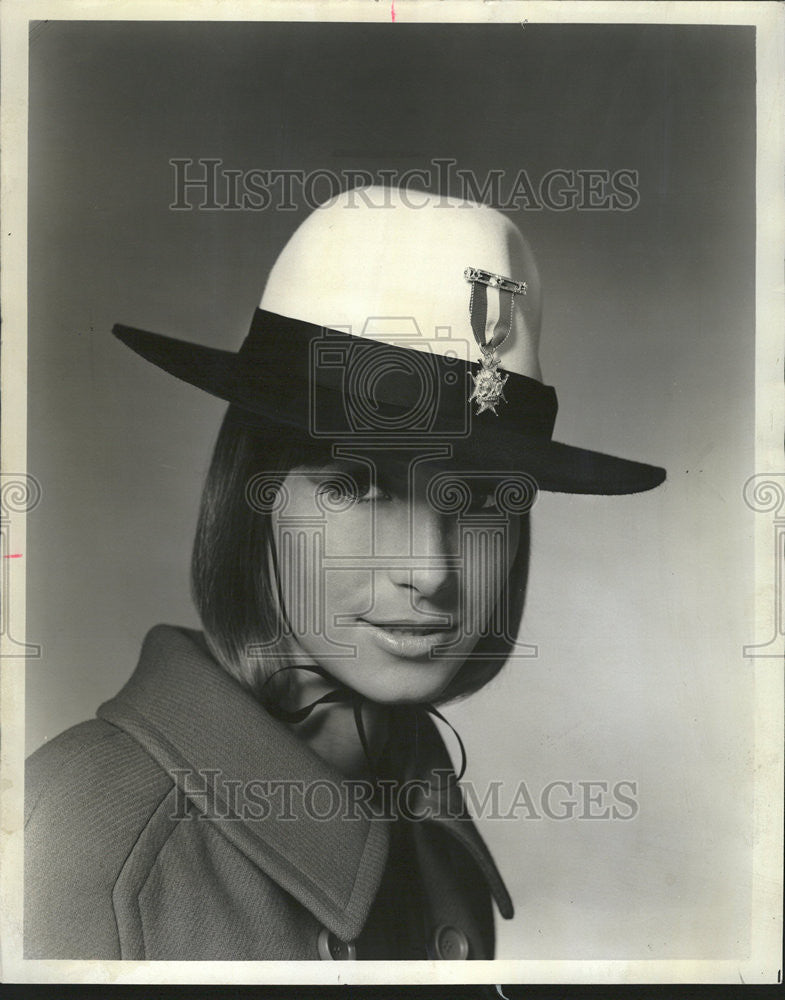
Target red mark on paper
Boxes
[4,553,22,558]
[391,0,395,21]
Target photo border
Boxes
[1,0,782,986]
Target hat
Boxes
[113,186,665,495]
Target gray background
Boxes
[26,21,755,959]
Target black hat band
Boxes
[239,309,559,440]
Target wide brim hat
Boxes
[113,187,665,495]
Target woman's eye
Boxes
[469,490,498,511]
[358,483,391,503]
[318,480,390,503]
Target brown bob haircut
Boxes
[191,406,531,706]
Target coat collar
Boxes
[97,624,512,940]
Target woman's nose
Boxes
[386,500,457,601]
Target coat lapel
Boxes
[386,705,514,920]
[98,624,512,944]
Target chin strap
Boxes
[261,663,467,785]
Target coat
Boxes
[24,624,513,960]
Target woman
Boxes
[24,187,665,960]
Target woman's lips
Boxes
[358,618,459,659]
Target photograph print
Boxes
[1,1,781,985]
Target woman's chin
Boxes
[290,633,475,704]
[334,663,459,706]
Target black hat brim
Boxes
[112,318,665,496]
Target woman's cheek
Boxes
[324,507,375,557]
[462,516,520,628]
[505,515,522,571]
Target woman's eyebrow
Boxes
[304,458,502,492]
[296,460,370,478]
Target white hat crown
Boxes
[260,186,544,382]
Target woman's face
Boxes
[270,453,522,704]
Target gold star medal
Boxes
[471,350,509,415]
[464,266,527,416]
